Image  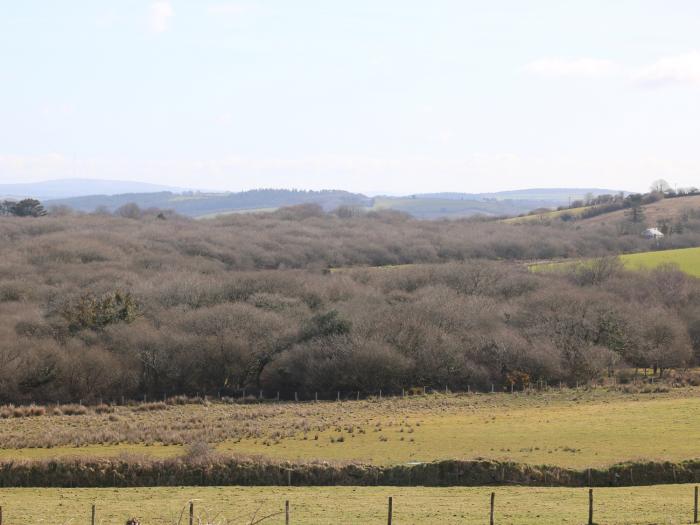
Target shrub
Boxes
[133,402,167,412]
[60,404,88,416]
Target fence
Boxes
[19,369,666,407]
[2,487,700,524]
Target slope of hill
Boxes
[501,205,593,224]
[371,196,550,219]
[4,180,625,219]
[416,188,622,204]
[576,194,700,227]
[0,179,184,200]
[46,189,372,216]
[374,188,623,219]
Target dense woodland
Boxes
[2,204,700,403]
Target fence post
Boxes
[189,501,194,525]
[91,504,95,525]
[357,391,360,401]
[588,489,593,525]
[294,392,298,402]
[490,492,495,525]
[337,391,340,401]
[387,496,393,525]
[315,392,318,402]
[285,500,290,525]
[694,485,698,523]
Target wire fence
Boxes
[40,375,656,408]
[2,485,700,524]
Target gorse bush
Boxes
[0,209,700,403]
[57,291,139,333]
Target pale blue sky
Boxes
[1,1,699,194]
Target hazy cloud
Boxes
[524,52,700,88]
[206,3,257,16]
[634,51,700,87]
[523,58,618,78]
[149,1,174,33]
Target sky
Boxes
[1,1,700,195]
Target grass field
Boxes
[0,485,697,524]
[501,205,591,224]
[620,246,700,277]
[3,388,700,469]
[530,246,700,277]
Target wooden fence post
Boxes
[694,485,698,523]
[285,500,290,525]
[588,489,593,525]
[387,496,393,525]
[489,492,495,525]
[91,504,95,525]
[189,501,194,525]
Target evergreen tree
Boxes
[11,198,47,217]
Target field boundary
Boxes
[2,456,700,489]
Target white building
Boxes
[642,228,664,239]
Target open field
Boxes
[3,388,700,469]
[530,246,700,277]
[501,205,592,224]
[620,246,700,277]
[0,485,698,524]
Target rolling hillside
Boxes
[46,189,372,217]
[501,205,593,224]
[576,194,700,227]
[0,179,184,200]
[29,180,624,219]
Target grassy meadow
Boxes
[501,205,592,224]
[620,246,700,277]
[3,388,700,469]
[530,246,700,277]
[0,485,697,524]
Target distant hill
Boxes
[0,179,184,200]
[19,180,627,219]
[370,196,549,219]
[46,189,373,217]
[413,188,623,204]
[371,188,624,219]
